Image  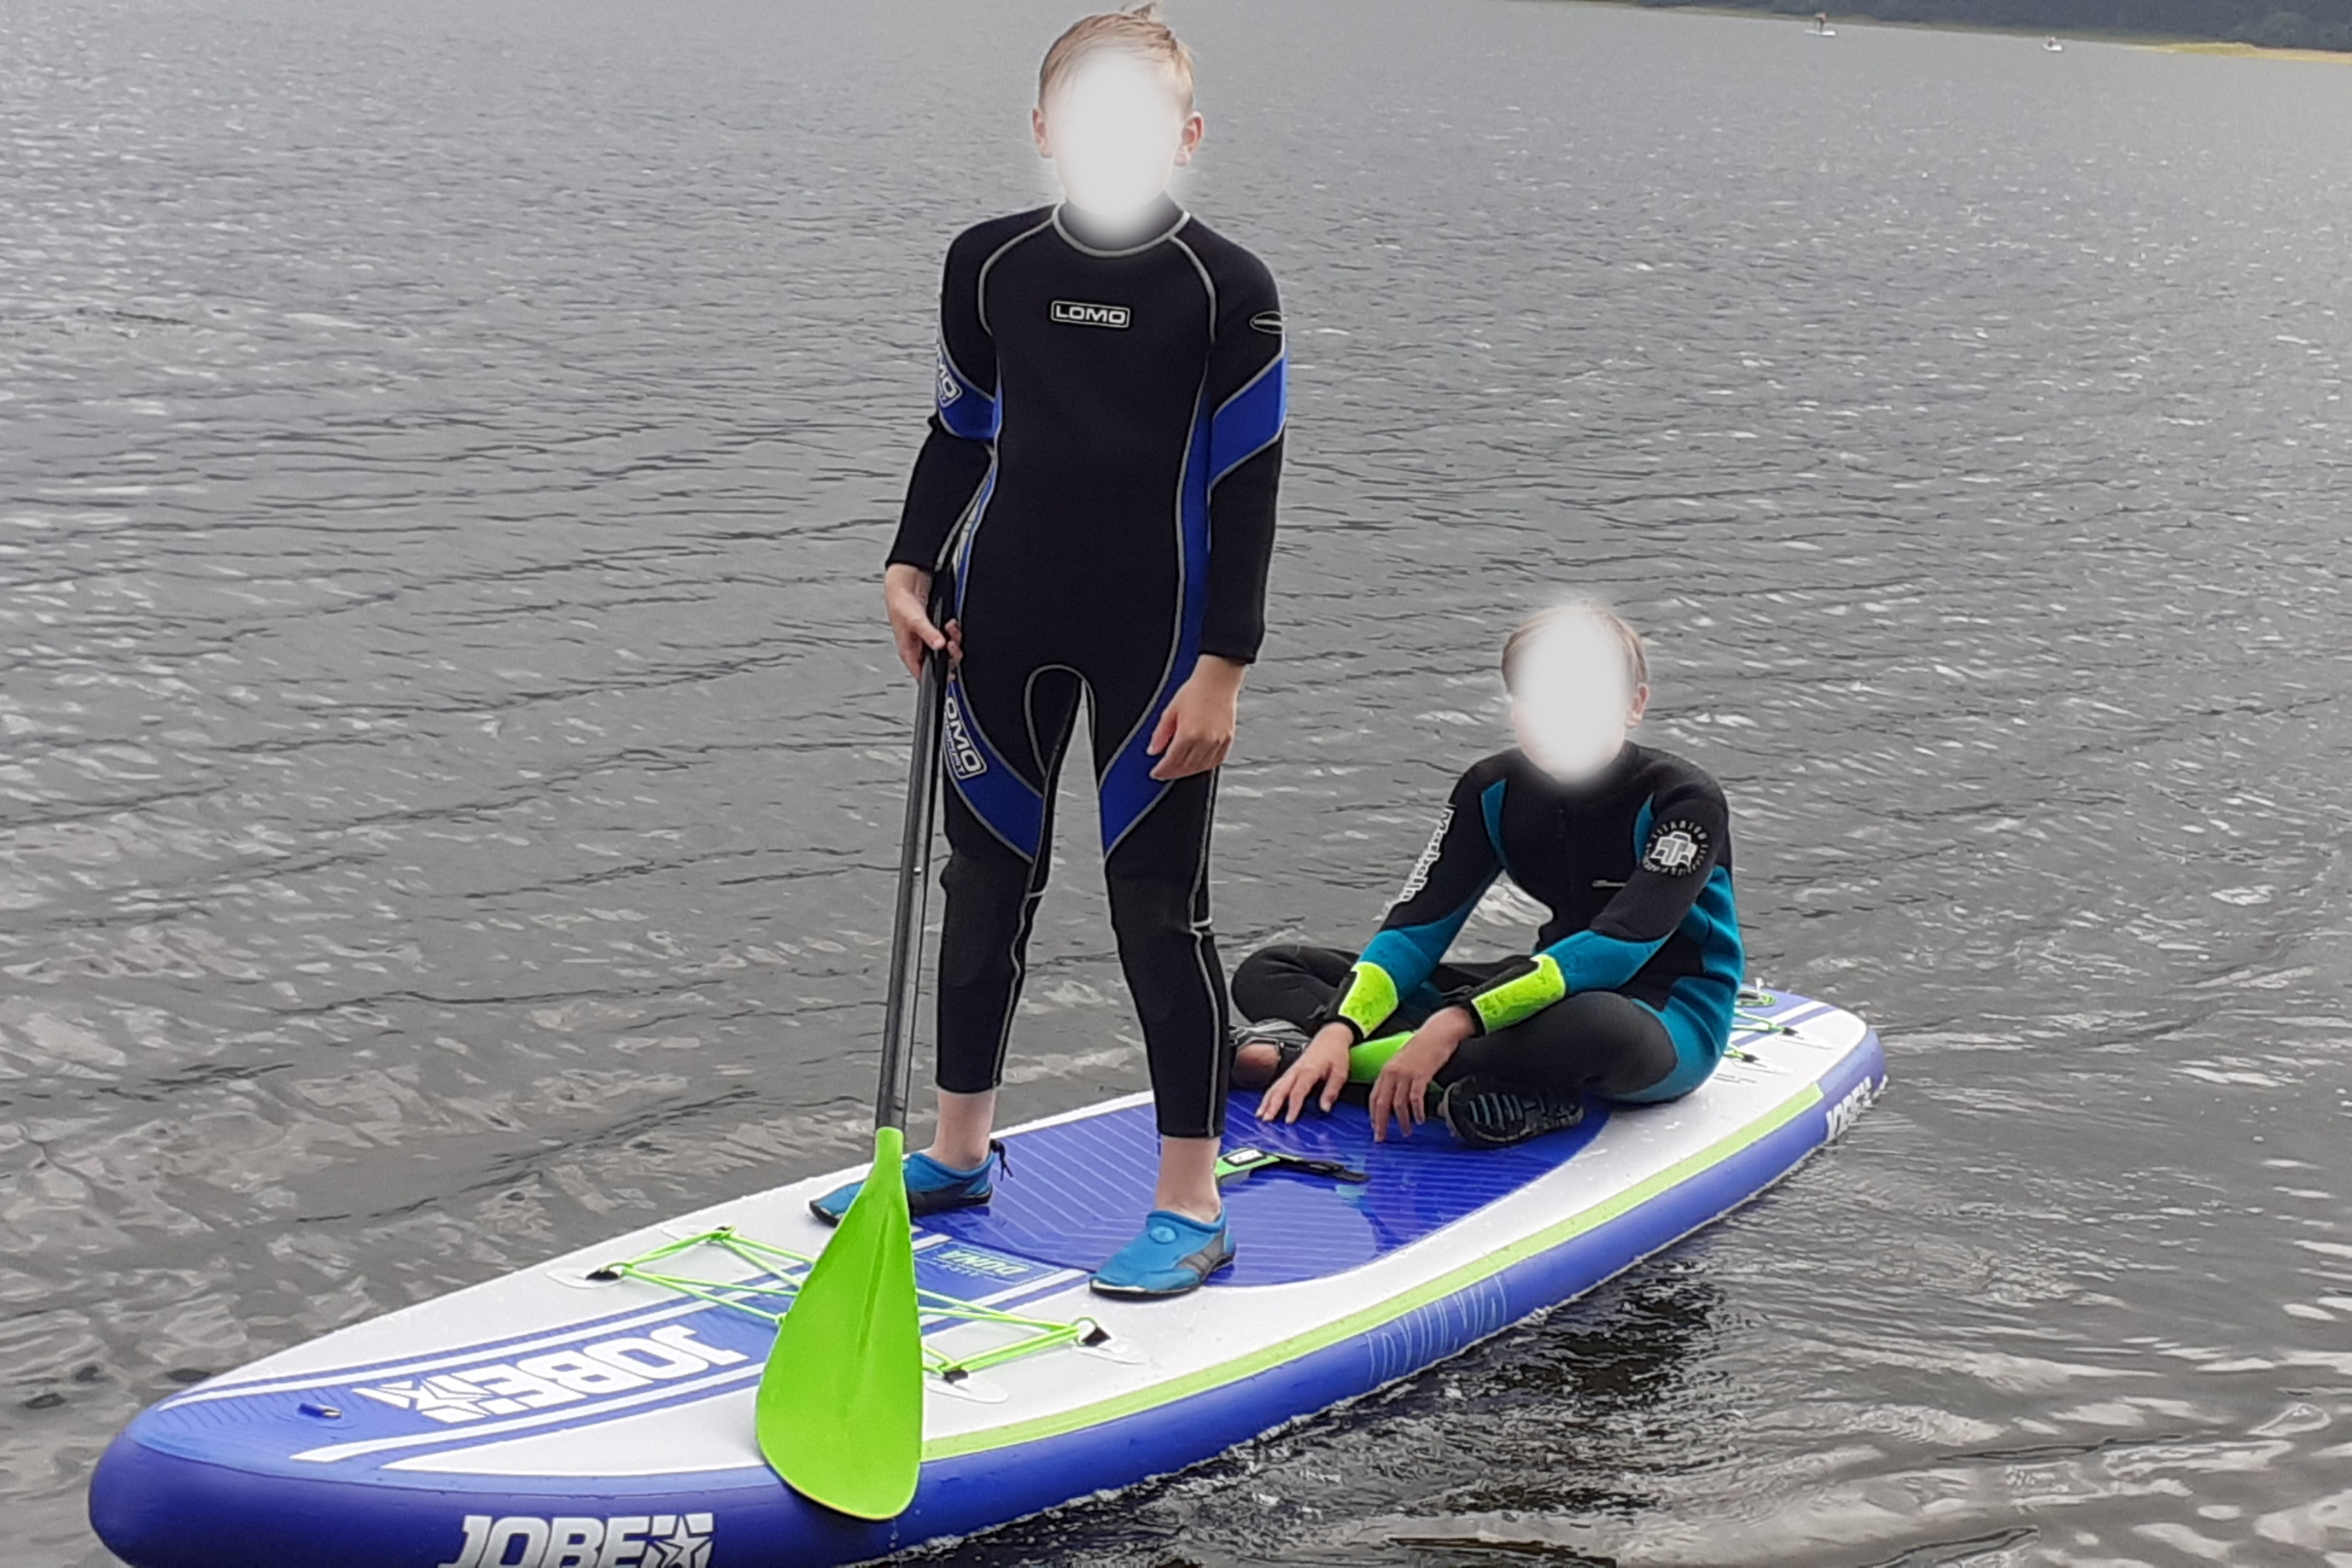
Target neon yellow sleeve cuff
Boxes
[1466,953,1568,1034]
[1332,960,1401,1042]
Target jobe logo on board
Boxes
[1826,1079,1878,1142]
[435,1512,711,1568]
[354,1323,746,1426]
[943,691,987,779]
[1049,299,1129,329]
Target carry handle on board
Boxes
[1215,1147,1370,1186]
[754,604,949,1520]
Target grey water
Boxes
[5,0,2350,1561]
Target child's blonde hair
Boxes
[1039,4,1197,115]
[1501,603,1649,693]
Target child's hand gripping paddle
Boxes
[755,636,948,1519]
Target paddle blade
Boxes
[756,1126,924,1519]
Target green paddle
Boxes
[755,635,947,1519]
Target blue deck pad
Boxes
[923,1093,1610,1286]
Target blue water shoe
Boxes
[1089,1209,1235,1298]
[808,1141,1002,1226]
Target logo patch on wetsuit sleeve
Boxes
[936,356,962,406]
[943,691,988,779]
[1250,310,1283,336]
[1641,819,1710,876]
[1050,300,1130,329]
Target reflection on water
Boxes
[4,0,2351,1563]
[930,1268,1728,1567]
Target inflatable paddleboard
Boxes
[90,987,1883,1568]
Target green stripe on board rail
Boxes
[922,1081,1825,1461]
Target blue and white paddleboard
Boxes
[90,988,1883,1568]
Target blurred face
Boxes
[1032,50,1202,233]
[1509,615,1649,784]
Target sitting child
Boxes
[1240,603,1743,1147]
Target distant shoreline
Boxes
[1538,0,2352,61]
[2156,38,2352,61]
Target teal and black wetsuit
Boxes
[1233,744,1742,1105]
[889,197,1286,1140]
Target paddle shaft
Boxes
[873,636,947,1134]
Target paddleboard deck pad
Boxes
[90,987,1884,1568]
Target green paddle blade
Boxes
[756,1126,923,1519]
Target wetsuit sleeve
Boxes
[889,230,1001,573]
[1455,779,1731,1035]
[1320,765,1503,1041]
[1197,254,1286,664]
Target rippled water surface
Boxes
[6,0,2352,1562]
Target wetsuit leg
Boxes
[1233,947,1702,1105]
[1440,990,1680,1102]
[1607,988,1728,1104]
[1231,943,1354,1028]
[932,667,1083,1097]
[1230,943,1498,1036]
[1100,768,1230,1140]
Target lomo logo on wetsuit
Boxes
[943,691,989,779]
[435,1512,710,1568]
[1049,299,1130,329]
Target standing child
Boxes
[816,5,1286,1301]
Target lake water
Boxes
[6,0,2351,1562]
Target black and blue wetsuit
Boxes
[888,198,1286,1140]
[1234,745,1742,1105]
